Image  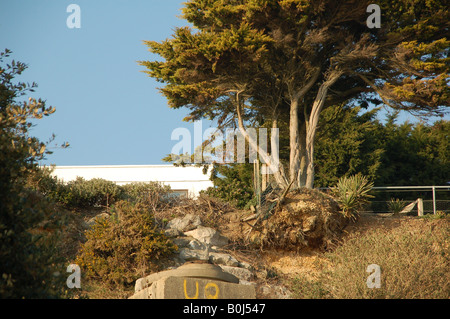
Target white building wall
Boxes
[50,165,213,198]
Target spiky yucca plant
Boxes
[331,175,374,220]
[387,198,407,215]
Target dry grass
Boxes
[291,216,450,299]
[261,249,330,281]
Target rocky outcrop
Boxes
[161,214,254,281]
[132,213,292,299]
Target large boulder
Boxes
[184,226,229,248]
[166,213,202,232]
[179,248,209,262]
[209,252,239,267]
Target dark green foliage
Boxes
[308,104,449,188]
[0,49,67,298]
[203,163,254,208]
[314,105,384,187]
[376,115,449,186]
[28,166,172,210]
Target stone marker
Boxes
[130,276,256,299]
[135,262,239,293]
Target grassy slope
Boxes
[289,214,449,299]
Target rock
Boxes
[85,212,110,228]
[238,261,254,271]
[272,285,292,299]
[209,252,239,267]
[219,265,254,282]
[172,236,193,248]
[164,228,182,238]
[240,280,257,286]
[166,214,201,232]
[184,226,229,247]
[134,263,239,293]
[188,239,206,250]
[179,248,209,262]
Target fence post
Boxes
[417,198,423,216]
[261,163,267,192]
[254,159,261,214]
[432,186,436,215]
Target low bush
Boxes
[29,167,172,211]
[75,200,177,288]
[61,177,123,209]
[121,182,171,206]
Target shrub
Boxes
[331,175,374,220]
[60,177,123,209]
[120,182,171,206]
[75,200,177,288]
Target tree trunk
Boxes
[287,68,321,189]
[298,121,308,187]
[304,72,342,189]
[236,93,288,189]
[289,99,300,187]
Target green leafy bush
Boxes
[75,200,177,288]
[331,174,374,220]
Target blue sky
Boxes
[0,0,208,166]
[1,1,447,166]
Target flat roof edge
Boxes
[44,164,209,169]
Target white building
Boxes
[50,164,213,198]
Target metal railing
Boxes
[363,186,449,215]
[315,185,449,215]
